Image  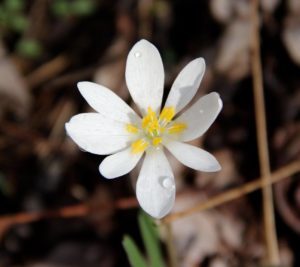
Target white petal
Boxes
[175,92,222,141]
[99,147,143,179]
[77,81,140,124]
[165,58,205,114]
[125,40,164,115]
[165,140,221,172]
[65,113,133,155]
[136,149,175,219]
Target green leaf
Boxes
[71,0,95,16]
[138,212,165,267]
[16,39,43,58]
[0,7,8,24]
[8,14,29,32]
[122,235,148,267]
[52,0,71,17]
[5,0,24,12]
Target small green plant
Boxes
[0,0,29,33]
[123,212,166,267]
[52,0,96,17]
[0,0,41,58]
[16,38,43,58]
[0,0,97,58]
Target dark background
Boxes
[0,0,299,266]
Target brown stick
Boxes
[250,0,279,264]
[1,161,299,236]
[0,197,137,238]
[26,55,70,88]
[163,160,300,223]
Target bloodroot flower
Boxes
[65,40,222,218]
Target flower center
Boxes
[126,107,187,154]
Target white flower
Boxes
[65,40,223,219]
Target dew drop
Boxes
[134,51,141,58]
[199,109,204,114]
[162,177,175,190]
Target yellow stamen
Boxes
[152,137,162,146]
[168,122,187,134]
[128,106,186,153]
[147,107,157,121]
[159,107,175,123]
[131,139,149,154]
[142,107,162,136]
[142,116,150,129]
[126,124,139,134]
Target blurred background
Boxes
[0,0,300,266]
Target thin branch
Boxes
[0,197,137,237]
[163,160,300,223]
[251,0,279,264]
[1,161,299,238]
[26,54,70,89]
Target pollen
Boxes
[142,107,162,136]
[126,124,139,134]
[131,139,149,154]
[128,106,186,153]
[159,107,175,124]
[167,122,187,134]
[152,137,162,146]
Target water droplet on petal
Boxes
[161,177,175,190]
[134,51,141,58]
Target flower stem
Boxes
[250,0,280,265]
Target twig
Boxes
[0,204,88,226]
[26,55,70,88]
[44,53,125,90]
[250,0,280,265]
[1,161,299,238]
[163,160,300,223]
[0,197,137,238]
